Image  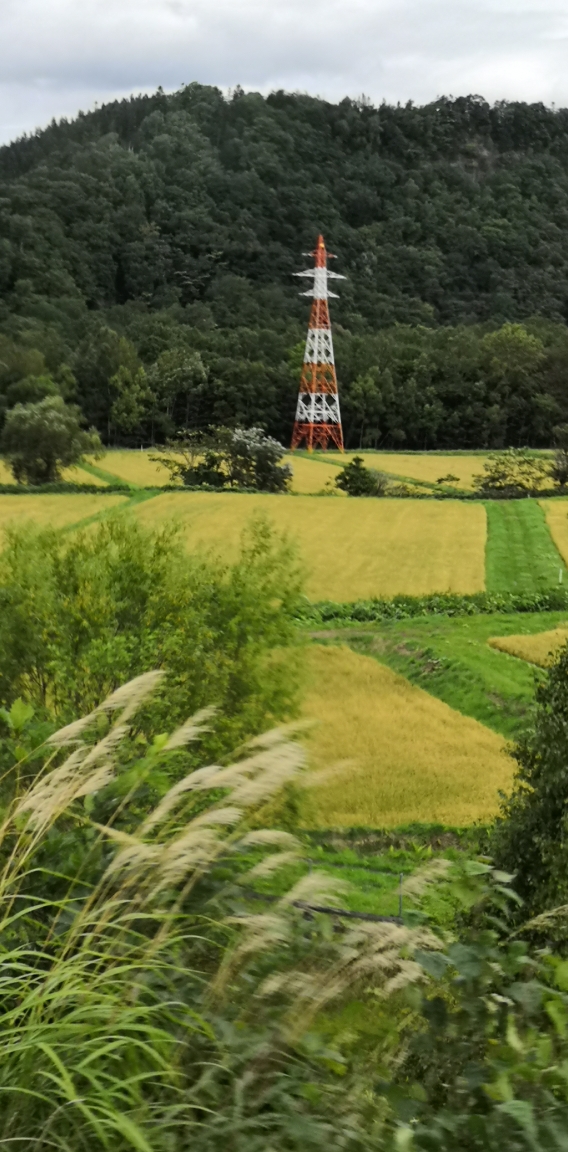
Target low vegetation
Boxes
[494,638,568,917]
[154,426,292,492]
[485,499,566,592]
[335,611,564,738]
[0,515,301,753]
[334,454,389,496]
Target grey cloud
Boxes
[0,0,567,144]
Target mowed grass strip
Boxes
[134,492,487,600]
[0,494,128,533]
[302,644,513,828]
[489,626,568,667]
[485,500,566,593]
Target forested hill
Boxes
[2,83,568,449]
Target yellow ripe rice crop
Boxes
[0,460,108,487]
[0,494,127,534]
[61,464,108,486]
[540,499,568,566]
[88,451,172,487]
[283,455,346,494]
[0,460,15,484]
[135,492,486,600]
[301,644,513,828]
[320,452,490,490]
[489,627,568,667]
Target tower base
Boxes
[291,422,344,452]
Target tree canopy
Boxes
[2,86,568,447]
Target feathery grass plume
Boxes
[402,858,452,901]
[0,672,449,1151]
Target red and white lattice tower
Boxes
[291,234,345,451]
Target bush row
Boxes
[296,588,568,623]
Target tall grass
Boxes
[0,671,436,1150]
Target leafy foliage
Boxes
[3,90,568,446]
[551,424,568,485]
[335,455,389,496]
[155,426,292,491]
[295,588,568,625]
[493,640,568,916]
[473,447,553,496]
[0,514,302,753]
[0,395,101,484]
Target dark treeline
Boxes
[2,84,568,447]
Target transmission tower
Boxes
[291,234,345,451]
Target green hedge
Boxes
[0,482,131,495]
[296,588,568,624]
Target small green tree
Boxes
[335,455,388,497]
[109,364,150,438]
[0,396,101,485]
[492,640,568,916]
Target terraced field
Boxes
[304,451,492,491]
[0,493,127,533]
[134,492,487,600]
[302,644,513,827]
[489,625,568,667]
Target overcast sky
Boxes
[1,0,567,146]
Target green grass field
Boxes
[485,500,567,593]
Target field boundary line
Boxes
[58,488,162,536]
[81,459,141,489]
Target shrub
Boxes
[493,639,568,916]
[473,447,552,497]
[551,424,568,486]
[154,426,292,492]
[0,395,101,484]
[335,456,389,497]
[0,513,302,755]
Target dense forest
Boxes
[2,84,568,447]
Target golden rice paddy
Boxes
[319,452,490,490]
[0,494,127,533]
[540,499,568,567]
[301,644,513,828]
[134,492,487,600]
[283,455,346,494]
[0,460,108,487]
[489,626,568,667]
[88,451,172,487]
[62,464,109,486]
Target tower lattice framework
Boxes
[291,234,345,451]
